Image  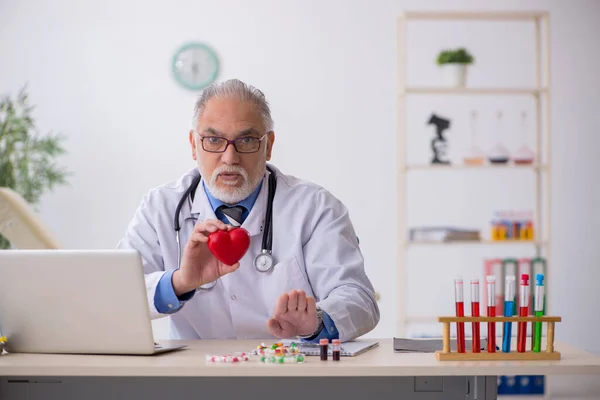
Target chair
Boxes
[0,187,60,249]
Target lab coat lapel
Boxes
[240,173,268,237]
[190,178,218,221]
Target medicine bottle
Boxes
[332,339,341,361]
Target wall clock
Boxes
[171,42,219,91]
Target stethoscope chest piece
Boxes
[253,250,274,272]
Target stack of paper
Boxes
[409,227,481,242]
[393,337,489,353]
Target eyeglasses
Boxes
[197,134,268,154]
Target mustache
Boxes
[210,165,249,182]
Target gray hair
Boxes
[191,79,274,132]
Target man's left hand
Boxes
[267,290,318,338]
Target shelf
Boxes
[406,164,547,171]
[400,11,548,21]
[396,10,552,340]
[400,87,547,96]
[406,240,548,247]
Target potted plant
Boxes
[0,85,70,249]
[436,47,474,87]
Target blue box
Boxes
[498,375,519,394]
[497,375,544,395]
[529,375,545,394]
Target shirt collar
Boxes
[202,177,263,214]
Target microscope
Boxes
[427,113,451,164]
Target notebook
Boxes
[282,340,379,357]
[393,337,490,353]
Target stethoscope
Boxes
[173,166,277,290]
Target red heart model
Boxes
[207,227,251,265]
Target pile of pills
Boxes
[253,342,305,364]
[206,352,250,363]
[206,342,308,364]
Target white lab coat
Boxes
[117,164,379,342]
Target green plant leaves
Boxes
[0,85,70,249]
[436,48,474,65]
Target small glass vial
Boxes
[463,110,485,165]
[488,111,510,164]
[319,339,329,361]
[332,339,341,361]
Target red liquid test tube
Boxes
[454,277,465,353]
[332,339,341,361]
[517,274,530,352]
[320,339,329,361]
[486,275,496,353]
[470,277,480,353]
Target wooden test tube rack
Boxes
[435,316,562,361]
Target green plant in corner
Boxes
[0,85,70,249]
[436,47,474,65]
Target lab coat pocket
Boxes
[261,256,315,310]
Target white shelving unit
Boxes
[396,11,551,338]
[405,164,548,171]
[402,87,547,96]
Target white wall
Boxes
[1,0,599,357]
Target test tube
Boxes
[319,339,329,361]
[454,277,465,353]
[502,276,516,352]
[517,274,530,352]
[471,277,480,353]
[332,339,341,361]
[532,274,545,352]
[486,275,496,353]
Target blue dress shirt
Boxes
[154,177,338,342]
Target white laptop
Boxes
[0,249,186,355]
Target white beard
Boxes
[201,163,265,204]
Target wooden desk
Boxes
[0,339,599,400]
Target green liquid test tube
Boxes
[533,273,545,352]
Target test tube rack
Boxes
[435,316,562,361]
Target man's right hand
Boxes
[172,219,240,296]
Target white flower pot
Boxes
[440,64,468,87]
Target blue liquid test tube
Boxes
[502,276,516,352]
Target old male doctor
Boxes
[118,79,379,342]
